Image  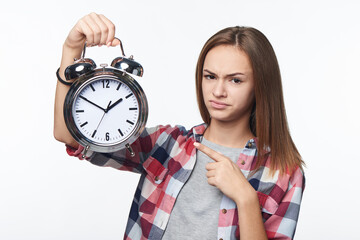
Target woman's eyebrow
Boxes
[203,69,216,76]
[227,72,245,77]
[203,69,245,77]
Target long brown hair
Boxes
[196,26,304,175]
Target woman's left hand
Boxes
[194,142,257,205]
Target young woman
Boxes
[54,13,305,240]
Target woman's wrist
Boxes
[63,31,86,50]
[62,41,83,59]
[234,187,259,209]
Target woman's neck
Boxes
[204,118,255,148]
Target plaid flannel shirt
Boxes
[67,123,305,240]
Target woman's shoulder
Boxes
[250,156,305,201]
[260,156,305,188]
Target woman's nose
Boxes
[212,80,227,98]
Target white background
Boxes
[0,0,359,239]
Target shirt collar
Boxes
[191,123,257,150]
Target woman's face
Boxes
[202,45,255,124]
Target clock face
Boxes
[72,78,139,145]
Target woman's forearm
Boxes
[236,192,268,240]
[53,44,82,147]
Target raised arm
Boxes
[53,13,119,148]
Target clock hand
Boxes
[106,98,123,112]
[93,101,112,137]
[79,96,106,112]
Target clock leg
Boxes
[125,143,135,157]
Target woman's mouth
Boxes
[210,100,229,109]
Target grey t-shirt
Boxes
[162,137,243,240]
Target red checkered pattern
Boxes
[66,123,305,239]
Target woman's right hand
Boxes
[65,12,120,50]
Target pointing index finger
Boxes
[193,142,224,162]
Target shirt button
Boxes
[222,209,227,214]
[248,142,252,147]
[219,238,224,240]
[241,160,245,165]
[154,176,159,181]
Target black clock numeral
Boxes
[76,110,85,113]
[106,132,110,141]
[102,80,110,88]
[90,84,96,92]
[129,107,137,110]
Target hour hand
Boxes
[106,98,123,112]
[79,96,106,112]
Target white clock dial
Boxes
[72,78,139,144]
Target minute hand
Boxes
[79,96,106,112]
[106,98,123,112]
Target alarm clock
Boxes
[63,38,148,157]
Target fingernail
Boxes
[106,41,111,47]
[193,142,199,147]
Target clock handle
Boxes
[110,37,144,77]
[115,37,126,57]
[83,37,143,78]
[81,37,125,57]
[66,38,144,80]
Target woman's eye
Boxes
[204,74,216,80]
[231,78,242,84]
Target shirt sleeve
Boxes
[65,125,171,174]
[263,167,305,240]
